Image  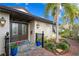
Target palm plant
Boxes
[45,3,79,43]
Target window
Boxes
[11,22,28,42]
[12,23,18,36]
[22,24,27,35]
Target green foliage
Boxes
[60,29,74,38]
[56,42,70,51]
[45,43,55,51]
[60,29,70,38]
[62,4,79,21]
[72,24,79,41]
[45,3,79,21]
[11,43,17,48]
[44,39,70,52]
[36,38,42,42]
[56,39,70,51]
[44,39,56,51]
[61,39,70,46]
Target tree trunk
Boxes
[54,14,60,43]
[55,4,61,43]
[56,18,59,43]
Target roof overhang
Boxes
[0,6,53,24]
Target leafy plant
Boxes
[45,3,79,43]
[44,39,70,52]
[44,39,56,51]
[60,29,73,38]
[11,43,17,48]
[46,43,55,51]
[36,38,42,42]
[61,39,70,46]
[56,41,70,51]
[71,24,79,41]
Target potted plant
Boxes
[10,43,18,56]
[36,38,42,46]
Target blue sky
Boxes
[0,3,78,24]
[0,3,46,17]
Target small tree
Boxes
[45,3,79,43]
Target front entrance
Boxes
[10,21,28,42]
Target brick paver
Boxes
[62,39,79,56]
[28,39,79,56]
[28,48,54,56]
[17,48,55,56]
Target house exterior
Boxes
[0,6,54,55]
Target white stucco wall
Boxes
[0,12,10,55]
[34,20,53,39]
[28,21,35,43]
[34,21,53,39]
[29,20,53,42]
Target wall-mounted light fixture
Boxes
[0,17,6,27]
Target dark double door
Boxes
[10,22,28,42]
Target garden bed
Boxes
[44,39,70,55]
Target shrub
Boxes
[60,39,70,46]
[44,39,70,53]
[60,29,72,38]
[44,39,70,52]
[46,43,55,51]
[44,40,56,51]
[56,42,70,51]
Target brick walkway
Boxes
[62,39,79,56]
[28,48,54,56]
[17,39,79,56]
[28,39,79,56]
[17,48,55,56]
